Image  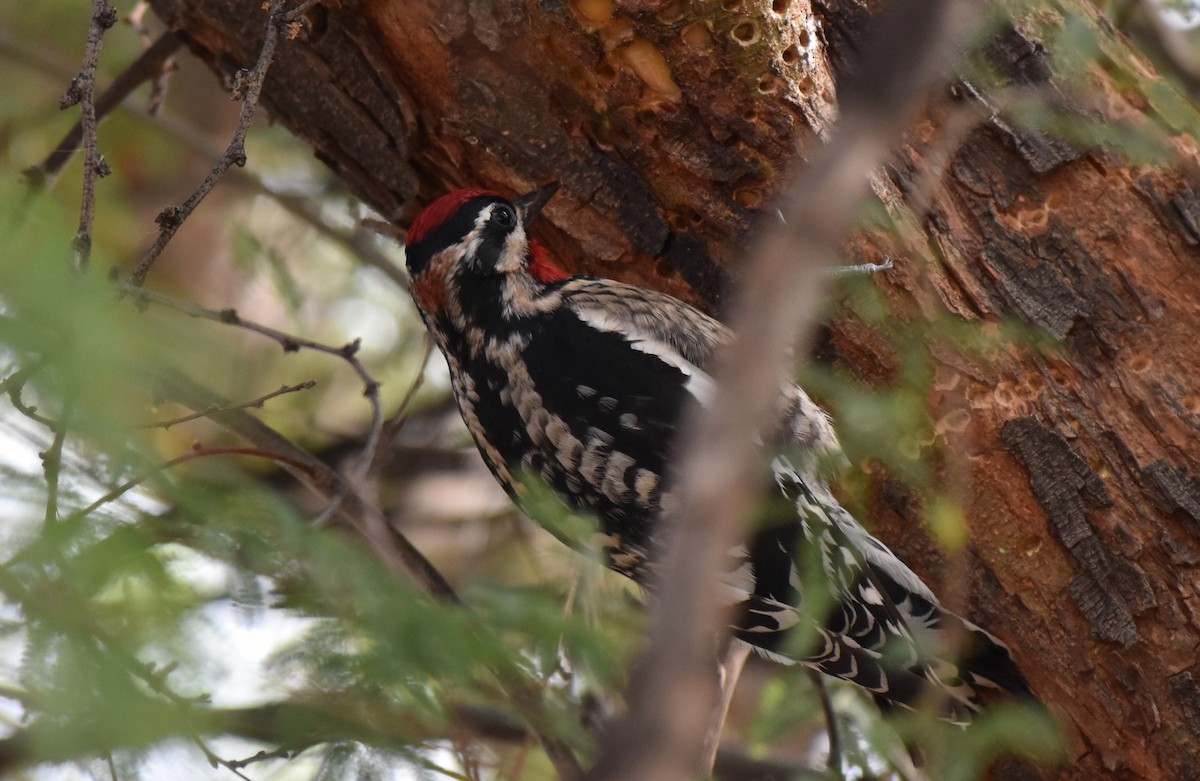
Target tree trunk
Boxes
[147,0,1200,778]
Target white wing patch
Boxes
[573,306,716,406]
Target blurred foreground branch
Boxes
[586,2,985,780]
[152,370,587,781]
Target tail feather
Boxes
[722,458,1032,723]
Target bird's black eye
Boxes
[491,205,516,228]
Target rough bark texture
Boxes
[147,0,1200,778]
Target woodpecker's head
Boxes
[404,183,571,327]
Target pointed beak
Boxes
[513,182,560,225]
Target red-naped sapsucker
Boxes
[403,183,1031,723]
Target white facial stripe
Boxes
[455,206,493,271]
[499,218,528,273]
[574,307,716,406]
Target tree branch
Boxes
[129,0,287,286]
[586,2,985,780]
[116,281,384,494]
[152,370,586,781]
[135,380,316,430]
[63,0,119,269]
[28,31,181,187]
[150,367,446,593]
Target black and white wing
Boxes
[507,278,1029,719]
[726,457,1031,722]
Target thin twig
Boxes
[70,444,320,522]
[129,0,287,286]
[40,426,68,527]
[0,693,825,780]
[807,670,843,781]
[154,368,458,595]
[135,380,316,430]
[12,698,436,775]
[153,371,584,781]
[369,337,433,476]
[29,31,181,187]
[4,370,59,429]
[116,282,385,488]
[12,33,404,288]
[210,749,254,781]
[17,365,74,531]
[224,747,293,772]
[116,654,258,781]
[119,98,407,285]
[13,0,403,287]
[65,0,119,269]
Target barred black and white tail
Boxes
[724,458,1032,724]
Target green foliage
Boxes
[884,701,1064,781]
[0,6,643,775]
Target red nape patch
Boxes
[407,188,499,245]
[528,240,572,283]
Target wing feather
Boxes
[513,279,1031,721]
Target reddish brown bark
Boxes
[147,0,1200,778]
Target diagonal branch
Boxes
[135,380,316,430]
[151,367,446,595]
[152,370,586,780]
[585,2,985,780]
[116,281,385,490]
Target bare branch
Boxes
[66,0,119,270]
[0,695,563,778]
[223,746,294,773]
[808,670,843,781]
[150,369,446,586]
[3,369,58,429]
[586,2,985,780]
[116,281,384,483]
[40,426,68,527]
[153,371,585,781]
[370,337,433,476]
[99,96,407,286]
[1,365,74,529]
[135,380,316,430]
[69,443,322,523]
[28,31,181,187]
[129,0,287,286]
